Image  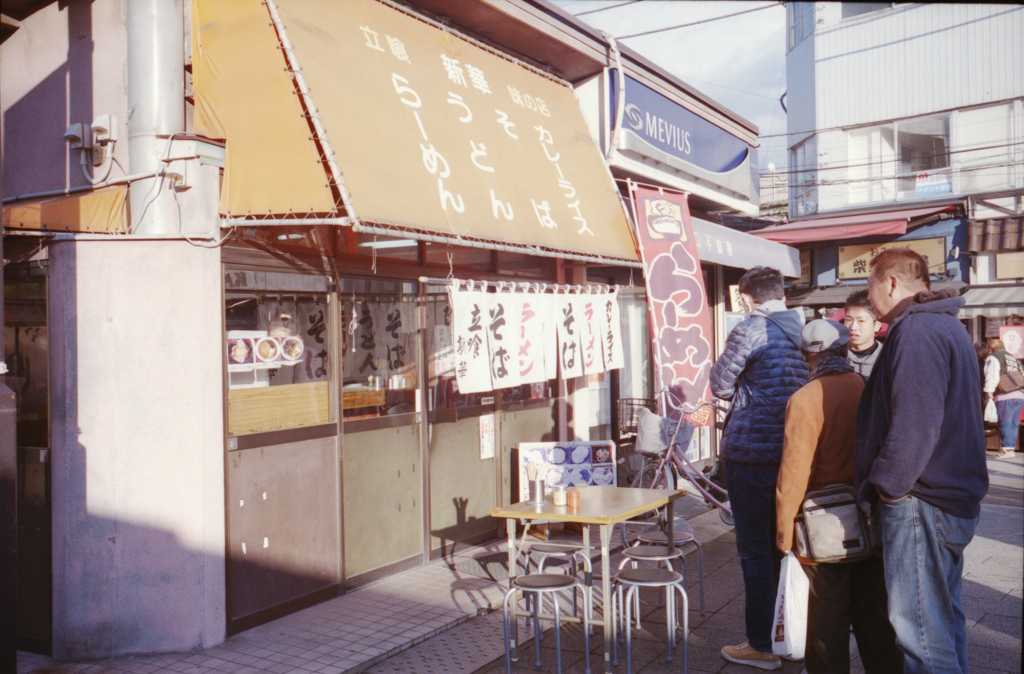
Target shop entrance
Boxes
[4,263,51,653]
[223,269,342,634]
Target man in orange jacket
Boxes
[776,320,902,674]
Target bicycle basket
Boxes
[635,407,696,457]
[617,398,656,436]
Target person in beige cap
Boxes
[776,320,902,674]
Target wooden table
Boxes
[491,486,685,673]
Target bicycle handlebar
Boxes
[654,386,728,415]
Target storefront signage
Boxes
[837,237,946,280]
[611,72,751,174]
[798,249,812,285]
[630,186,714,425]
[247,0,638,261]
[448,286,623,394]
[342,299,416,387]
[915,172,952,197]
[996,251,1024,280]
[479,413,495,460]
[729,285,743,313]
[518,441,617,500]
[1000,326,1024,358]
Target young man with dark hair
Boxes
[844,289,883,380]
[712,266,809,670]
[777,320,902,674]
[857,248,988,674]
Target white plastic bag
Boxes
[771,551,809,660]
[984,399,999,424]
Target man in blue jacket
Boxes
[712,266,808,670]
[856,248,988,674]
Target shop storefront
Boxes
[756,204,971,317]
[2,0,800,657]
[192,0,653,632]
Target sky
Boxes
[550,0,790,171]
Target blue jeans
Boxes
[879,495,978,674]
[994,398,1024,449]
[724,462,782,653]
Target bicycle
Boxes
[627,392,733,533]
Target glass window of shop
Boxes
[897,115,950,198]
[224,271,335,435]
[339,278,420,419]
[958,103,1014,195]
[790,136,818,217]
[847,124,896,205]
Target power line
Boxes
[616,2,783,40]
[786,160,1022,189]
[760,140,1023,179]
[675,75,781,101]
[760,96,1024,139]
[575,1,642,17]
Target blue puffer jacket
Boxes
[711,300,809,465]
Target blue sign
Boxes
[610,72,751,174]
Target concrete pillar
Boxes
[49,238,226,658]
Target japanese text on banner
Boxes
[630,186,714,425]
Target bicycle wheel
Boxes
[629,463,674,534]
[633,462,675,491]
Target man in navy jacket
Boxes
[712,266,808,670]
[856,248,988,674]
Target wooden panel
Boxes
[342,390,385,409]
[343,425,423,578]
[228,381,330,436]
[429,416,495,551]
[226,437,340,624]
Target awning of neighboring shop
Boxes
[959,285,1024,318]
[691,216,801,277]
[786,280,966,306]
[191,0,640,265]
[2,186,127,233]
[753,205,958,245]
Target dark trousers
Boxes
[724,462,782,652]
[802,555,904,674]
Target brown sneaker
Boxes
[721,641,782,670]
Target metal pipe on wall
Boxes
[126,0,185,235]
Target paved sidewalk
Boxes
[18,456,1023,674]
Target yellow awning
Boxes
[191,0,337,216]
[191,0,639,262]
[2,187,128,233]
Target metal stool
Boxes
[613,567,689,673]
[502,573,591,674]
[525,543,593,625]
[617,545,684,633]
[635,521,705,616]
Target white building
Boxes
[758,2,1024,338]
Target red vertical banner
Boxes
[630,186,714,425]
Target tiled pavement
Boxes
[19,455,1023,674]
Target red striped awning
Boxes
[753,205,956,245]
